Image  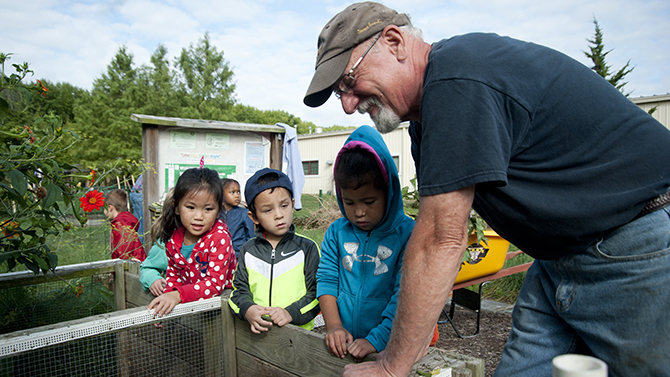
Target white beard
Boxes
[358,96,401,134]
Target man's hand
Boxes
[244,305,273,334]
[325,325,354,358]
[267,306,292,327]
[149,278,166,297]
[342,351,397,376]
[148,290,181,317]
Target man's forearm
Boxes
[382,188,474,375]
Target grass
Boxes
[481,245,533,304]
[49,219,111,266]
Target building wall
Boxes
[297,94,669,196]
[631,94,670,130]
[297,124,414,195]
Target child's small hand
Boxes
[348,338,376,361]
[244,305,273,334]
[267,307,292,327]
[149,278,167,297]
[325,325,353,358]
[148,291,181,317]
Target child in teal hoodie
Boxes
[316,125,416,360]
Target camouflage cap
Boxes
[303,2,410,107]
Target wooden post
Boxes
[142,124,159,250]
[221,294,238,377]
[114,262,126,311]
[269,132,283,170]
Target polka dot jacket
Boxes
[164,219,237,303]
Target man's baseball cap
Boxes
[245,168,294,206]
[303,2,410,108]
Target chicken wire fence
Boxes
[0,297,224,377]
[0,273,116,335]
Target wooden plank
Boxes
[269,132,283,170]
[237,350,300,377]
[505,251,525,260]
[452,262,533,290]
[222,298,238,377]
[131,114,285,133]
[114,263,126,311]
[124,272,155,308]
[233,314,374,376]
[142,123,159,247]
[0,260,125,289]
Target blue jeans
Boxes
[128,191,144,244]
[494,208,670,377]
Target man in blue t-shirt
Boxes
[304,2,670,377]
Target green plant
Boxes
[401,175,488,263]
[0,52,96,274]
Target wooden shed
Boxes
[131,114,285,238]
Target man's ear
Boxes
[381,25,408,61]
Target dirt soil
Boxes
[435,303,513,377]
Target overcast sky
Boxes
[2,0,669,129]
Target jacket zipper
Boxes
[354,231,371,337]
[269,248,276,307]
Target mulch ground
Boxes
[435,304,513,377]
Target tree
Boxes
[175,32,236,120]
[584,18,634,96]
[70,46,144,177]
[137,44,181,118]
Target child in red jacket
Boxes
[148,167,237,317]
[104,189,146,261]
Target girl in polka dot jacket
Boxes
[148,167,237,317]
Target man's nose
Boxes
[340,92,360,115]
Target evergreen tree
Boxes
[584,18,634,96]
[70,46,143,176]
[137,44,180,117]
[175,32,236,120]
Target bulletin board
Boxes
[133,114,285,241]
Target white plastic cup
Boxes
[552,354,608,377]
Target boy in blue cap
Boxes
[229,168,321,333]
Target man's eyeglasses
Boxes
[334,33,382,99]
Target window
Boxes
[392,156,400,172]
[303,161,319,176]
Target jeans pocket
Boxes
[595,209,670,261]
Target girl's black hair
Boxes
[159,168,223,244]
[151,188,174,245]
[221,178,239,191]
[334,147,387,191]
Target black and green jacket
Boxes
[229,224,320,329]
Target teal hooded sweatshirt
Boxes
[316,125,415,352]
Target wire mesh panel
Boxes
[0,274,115,335]
[0,297,224,377]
